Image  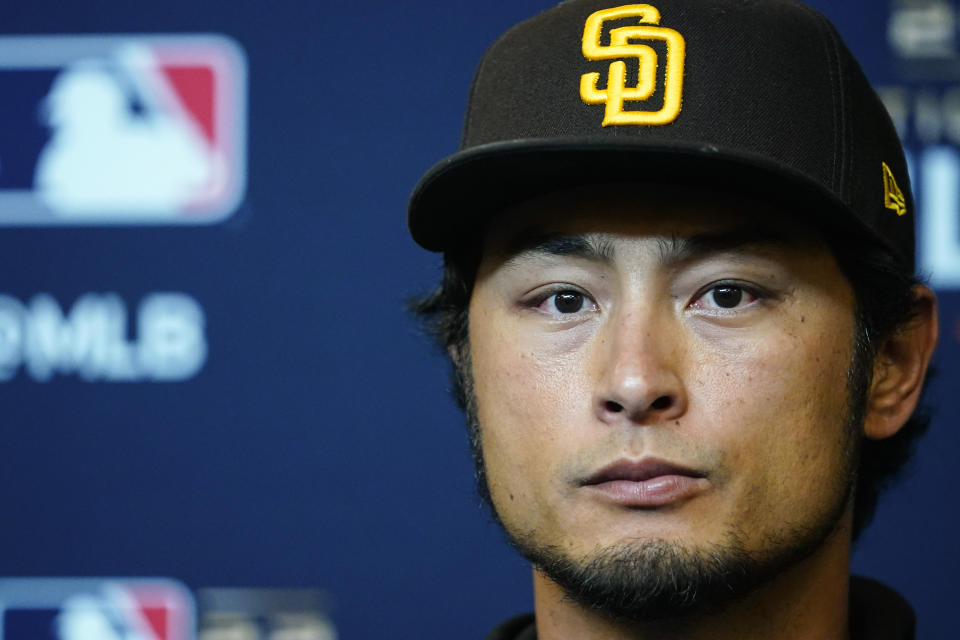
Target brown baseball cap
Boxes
[408,0,913,268]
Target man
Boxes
[408,1,939,638]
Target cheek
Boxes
[691,313,856,517]
[468,313,593,510]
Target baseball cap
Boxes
[408,0,914,268]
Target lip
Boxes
[581,458,710,508]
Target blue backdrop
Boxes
[0,1,956,638]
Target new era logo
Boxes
[882,162,908,216]
[0,34,246,225]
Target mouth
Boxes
[581,458,710,508]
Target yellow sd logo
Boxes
[580,4,686,126]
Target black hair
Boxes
[827,237,931,537]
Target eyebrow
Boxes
[504,232,616,263]
[658,224,805,265]
[502,223,806,266]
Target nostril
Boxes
[604,400,624,413]
[650,395,672,410]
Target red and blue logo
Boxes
[0,34,246,225]
[0,578,195,640]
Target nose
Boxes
[592,308,688,425]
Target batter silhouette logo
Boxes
[0,35,246,225]
[0,578,194,640]
[580,4,686,126]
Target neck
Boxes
[532,514,853,640]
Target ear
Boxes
[863,285,939,440]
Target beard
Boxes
[506,494,853,622]
[452,323,866,623]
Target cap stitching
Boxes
[461,45,491,148]
[822,19,852,202]
[461,16,542,148]
[798,3,848,199]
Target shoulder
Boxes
[485,613,536,640]
[849,576,915,640]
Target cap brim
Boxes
[408,139,864,253]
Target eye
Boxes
[553,291,586,313]
[533,289,598,315]
[690,283,759,311]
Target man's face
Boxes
[465,186,861,618]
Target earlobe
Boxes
[864,286,939,440]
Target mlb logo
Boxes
[0,578,194,640]
[0,34,246,225]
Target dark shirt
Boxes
[486,576,914,640]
